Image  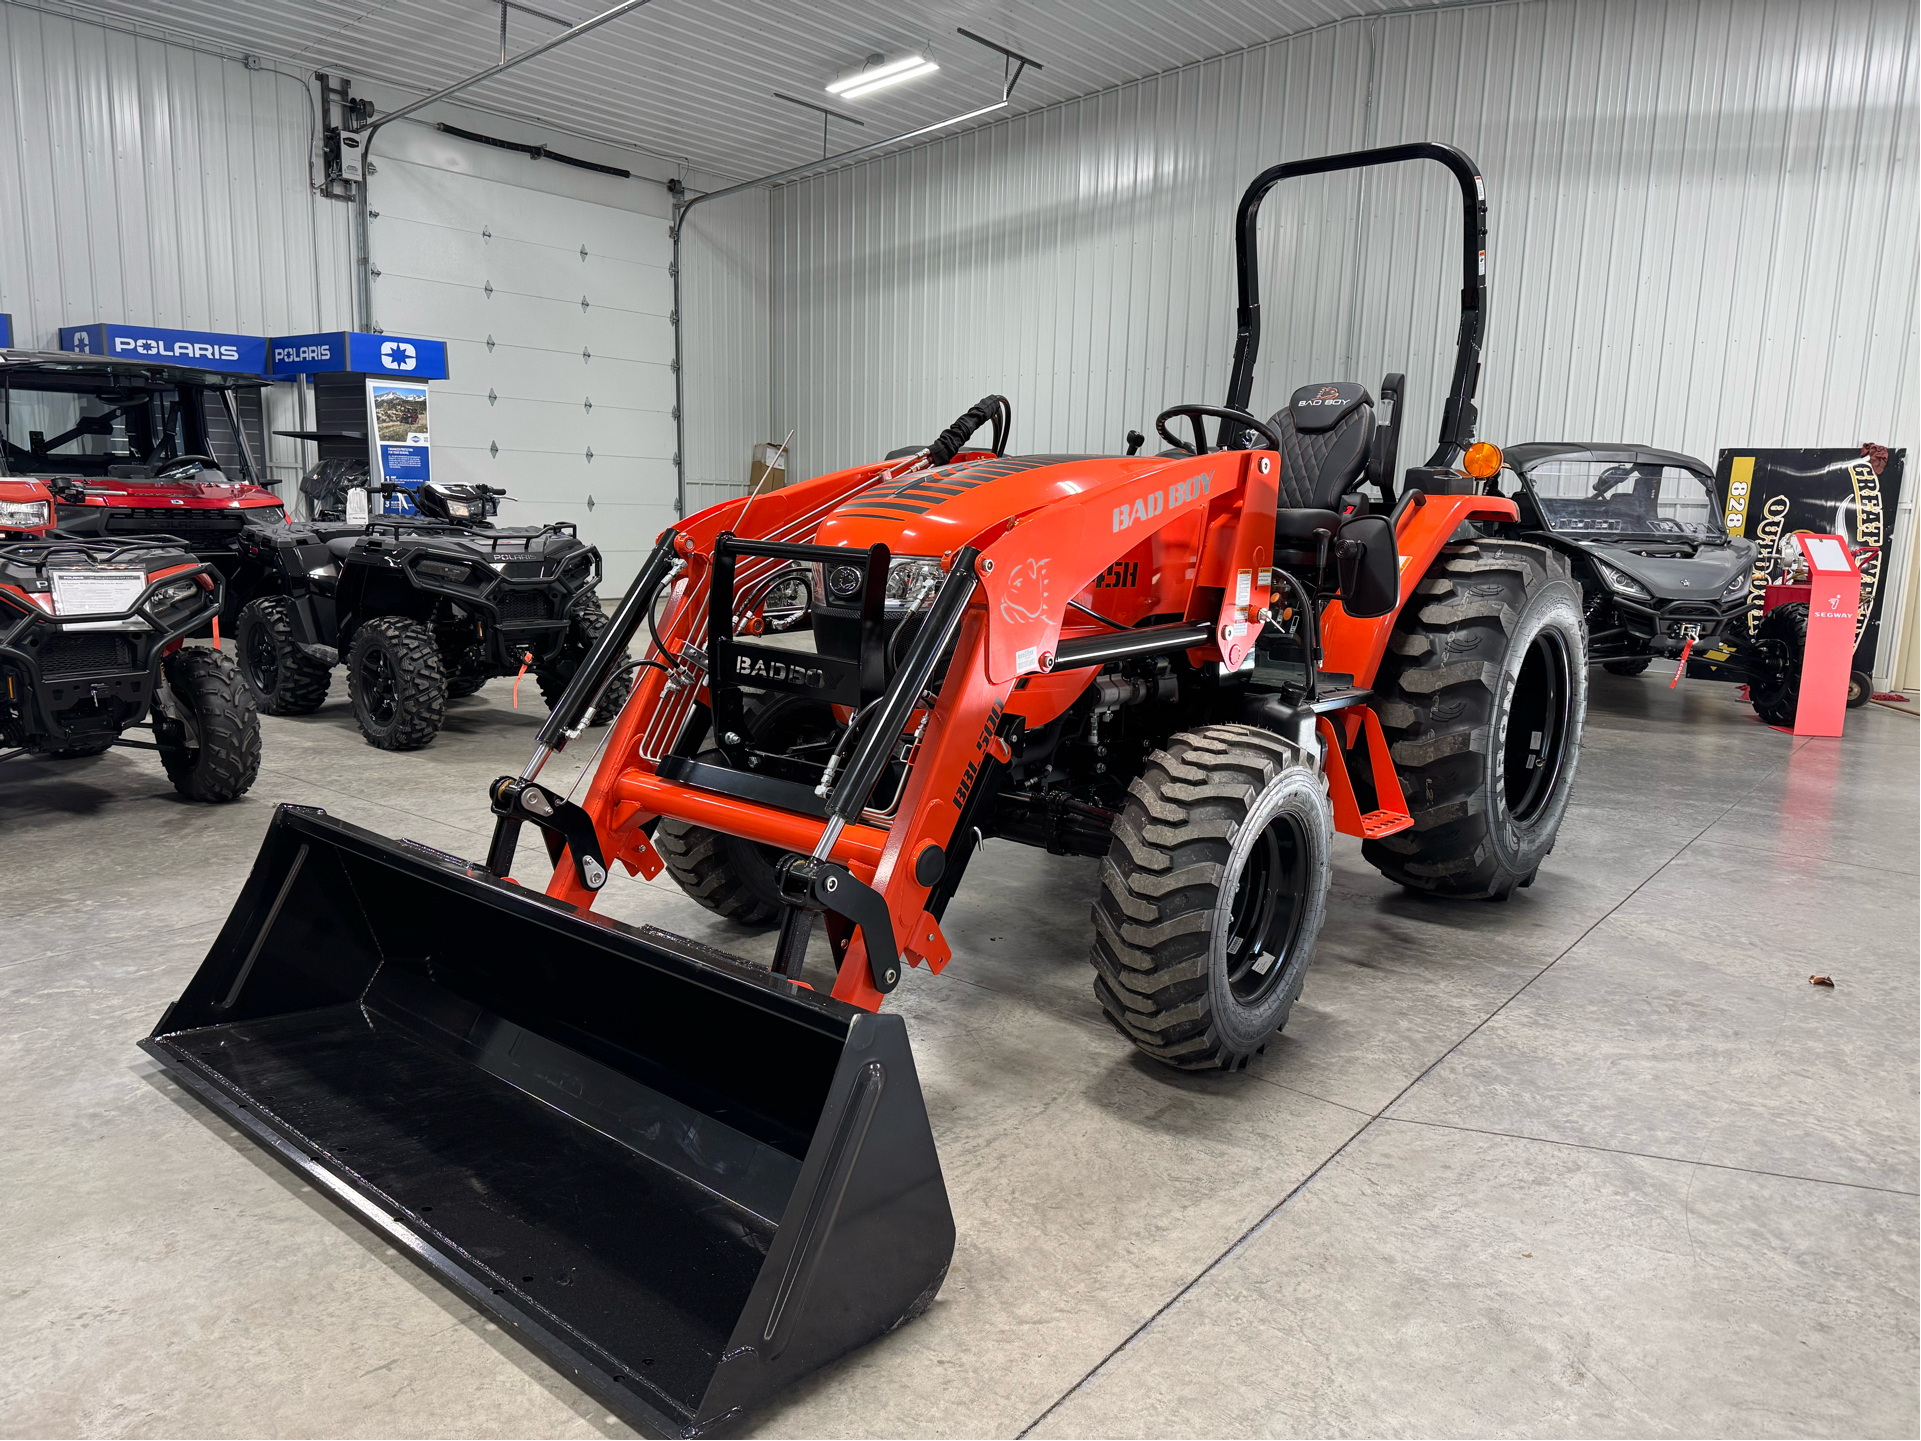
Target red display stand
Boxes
[1783,533,1862,737]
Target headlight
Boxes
[884,556,945,608]
[1722,570,1750,599]
[444,500,474,519]
[0,499,50,528]
[1595,561,1651,601]
[149,578,201,606]
[810,553,945,610]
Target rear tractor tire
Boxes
[236,596,332,715]
[1365,539,1587,900]
[346,615,446,750]
[156,647,261,802]
[1090,725,1331,1071]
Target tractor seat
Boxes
[1266,381,1376,511]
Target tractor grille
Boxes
[495,590,555,624]
[41,632,137,677]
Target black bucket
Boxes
[142,805,954,1438]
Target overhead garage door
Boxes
[368,152,676,594]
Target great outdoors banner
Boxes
[1715,446,1905,670]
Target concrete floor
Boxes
[3,666,1916,1439]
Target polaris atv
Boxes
[2,350,286,585]
[226,479,629,749]
[1502,443,1865,725]
[1,492,260,800]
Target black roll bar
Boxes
[1223,141,1488,469]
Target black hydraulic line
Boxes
[1051,619,1214,670]
[1224,142,1487,469]
[532,532,677,754]
[825,549,980,823]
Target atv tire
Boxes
[447,674,489,699]
[1748,603,1807,728]
[1365,539,1586,900]
[156,647,261,802]
[347,615,446,750]
[237,596,333,715]
[1603,656,1651,677]
[537,597,630,725]
[1090,725,1331,1072]
[657,696,843,927]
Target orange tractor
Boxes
[146,143,1585,1436]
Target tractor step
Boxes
[1357,809,1414,839]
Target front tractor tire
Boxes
[1365,539,1586,900]
[156,647,261,802]
[347,615,446,750]
[1090,725,1332,1072]
[236,596,333,715]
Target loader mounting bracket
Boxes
[487,776,608,890]
[777,855,901,992]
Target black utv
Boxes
[227,479,629,750]
[1500,443,1852,726]
[0,528,260,800]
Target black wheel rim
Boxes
[242,619,279,695]
[1503,628,1573,824]
[357,643,399,728]
[1223,811,1310,1004]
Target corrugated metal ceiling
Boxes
[52,0,1457,180]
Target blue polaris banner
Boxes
[270,330,449,380]
[60,323,269,375]
[0,313,12,348]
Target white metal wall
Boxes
[679,186,772,518]
[367,122,681,594]
[769,0,1919,672]
[0,1,354,485]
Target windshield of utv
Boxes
[0,369,250,479]
[1520,459,1723,540]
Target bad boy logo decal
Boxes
[1113,470,1212,533]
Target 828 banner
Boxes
[1716,446,1905,670]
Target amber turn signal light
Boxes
[1462,441,1504,479]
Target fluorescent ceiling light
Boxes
[828,55,939,98]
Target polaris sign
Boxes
[269,330,449,380]
[60,323,268,376]
[0,313,12,349]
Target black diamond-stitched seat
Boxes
[1266,381,1376,511]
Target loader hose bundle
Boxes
[925,394,1012,468]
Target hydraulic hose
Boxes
[925,395,1011,468]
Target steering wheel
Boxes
[1154,405,1281,456]
[155,454,221,478]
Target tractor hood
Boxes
[814,452,1185,555]
[1568,533,1757,602]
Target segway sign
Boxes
[268,331,449,380]
[60,323,268,376]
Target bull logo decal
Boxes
[998,557,1050,625]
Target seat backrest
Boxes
[1266,382,1376,510]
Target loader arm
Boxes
[552,448,1284,1011]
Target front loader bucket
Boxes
[142,805,954,1438]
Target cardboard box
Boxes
[749,442,788,493]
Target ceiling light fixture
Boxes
[827,54,940,99]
